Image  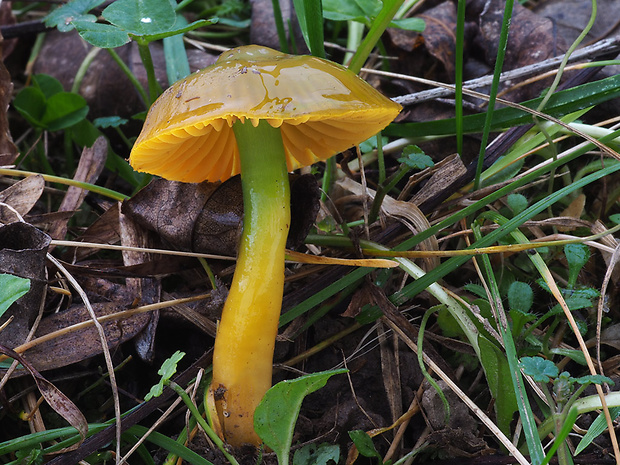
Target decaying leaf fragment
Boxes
[0,222,50,346]
[20,301,150,372]
[0,175,45,223]
[49,137,108,240]
[337,177,439,270]
[119,207,161,362]
[0,344,88,451]
[122,174,320,255]
[0,31,18,166]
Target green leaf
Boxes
[293,0,325,57]
[139,19,215,43]
[359,135,388,153]
[15,447,43,465]
[254,369,347,465]
[293,442,340,465]
[102,0,176,36]
[462,283,487,298]
[575,374,614,386]
[322,0,380,22]
[0,274,31,318]
[506,193,528,216]
[42,92,89,131]
[72,20,131,48]
[144,351,185,401]
[436,305,466,338]
[562,286,599,300]
[13,87,46,127]
[565,243,590,288]
[348,430,382,461]
[69,119,103,147]
[548,348,587,365]
[43,0,104,32]
[93,116,128,129]
[14,74,88,131]
[163,15,191,85]
[32,74,65,99]
[520,356,558,383]
[478,335,518,437]
[389,17,425,32]
[507,281,533,313]
[397,145,434,169]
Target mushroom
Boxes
[129,45,401,446]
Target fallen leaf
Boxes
[0,222,50,346]
[49,137,108,240]
[0,344,88,451]
[0,174,45,223]
[0,28,18,166]
[123,174,320,255]
[119,206,161,362]
[474,0,568,101]
[19,301,150,372]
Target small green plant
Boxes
[397,145,434,170]
[293,442,340,465]
[348,430,385,465]
[13,74,88,133]
[520,356,613,465]
[145,351,240,465]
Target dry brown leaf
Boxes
[123,174,320,255]
[49,137,108,240]
[20,301,150,372]
[474,0,568,101]
[119,207,161,362]
[0,29,17,166]
[0,344,88,451]
[0,222,50,346]
[412,153,466,210]
[65,203,122,261]
[0,174,45,223]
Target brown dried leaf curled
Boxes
[122,179,222,253]
[122,174,320,256]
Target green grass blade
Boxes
[392,161,620,304]
[348,0,405,73]
[385,73,620,138]
[473,0,515,190]
[473,226,544,464]
[293,0,325,57]
[271,0,290,52]
[162,16,190,85]
[454,0,466,157]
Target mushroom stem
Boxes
[207,119,290,446]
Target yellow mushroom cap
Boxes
[129,45,402,183]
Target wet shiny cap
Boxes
[129,45,402,183]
